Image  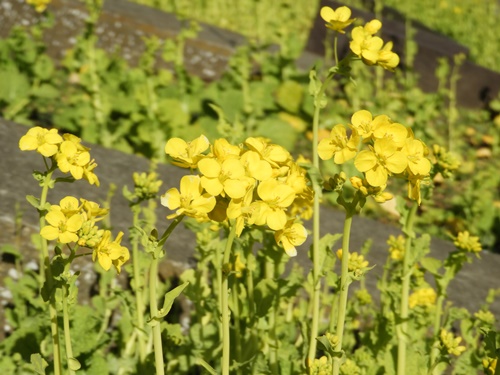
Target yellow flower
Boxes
[274,221,307,257]
[26,0,51,13]
[402,138,432,177]
[161,175,216,220]
[164,135,209,169]
[363,19,382,35]
[409,287,437,308]
[373,121,408,148]
[453,231,482,253]
[317,124,359,163]
[354,138,408,187]
[377,41,400,71]
[198,158,254,199]
[55,135,91,180]
[212,138,241,161]
[350,110,388,140]
[244,137,291,168]
[350,26,384,65]
[256,179,296,231]
[40,204,84,244]
[483,357,497,375]
[440,329,466,356]
[240,151,273,181]
[19,126,62,157]
[320,6,356,34]
[92,231,130,274]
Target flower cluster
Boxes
[408,287,437,309]
[308,356,332,375]
[387,234,405,261]
[40,196,130,273]
[453,231,482,253]
[162,136,314,256]
[318,110,432,204]
[19,127,99,186]
[26,0,51,12]
[349,19,399,70]
[440,329,466,356]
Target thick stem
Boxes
[396,203,418,375]
[221,224,237,375]
[131,208,147,363]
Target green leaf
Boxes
[275,80,304,113]
[0,244,22,259]
[420,257,442,275]
[157,282,189,319]
[33,54,54,80]
[0,65,30,102]
[254,117,297,150]
[30,353,48,375]
[31,83,59,99]
[254,278,277,317]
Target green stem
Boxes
[38,169,62,375]
[429,294,445,373]
[149,215,184,375]
[62,283,76,375]
[221,223,237,375]
[265,258,279,374]
[396,203,418,375]
[149,256,164,375]
[131,208,147,363]
[332,205,355,375]
[308,71,335,364]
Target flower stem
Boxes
[149,255,164,375]
[396,202,418,375]
[149,215,184,375]
[332,204,355,375]
[38,169,62,375]
[131,208,147,363]
[221,223,237,375]
[62,283,76,375]
[308,71,335,364]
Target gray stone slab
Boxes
[1,119,499,326]
[0,0,246,81]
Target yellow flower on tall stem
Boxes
[198,158,254,199]
[55,135,92,180]
[256,179,296,231]
[274,220,308,257]
[92,230,130,273]
[164,135,209,169]
[19,126,62,157]
[320,6,356,34]
[318,124,359,163]
[40,205,84,244]
[354,138,408,187]
[161,175,216,220]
